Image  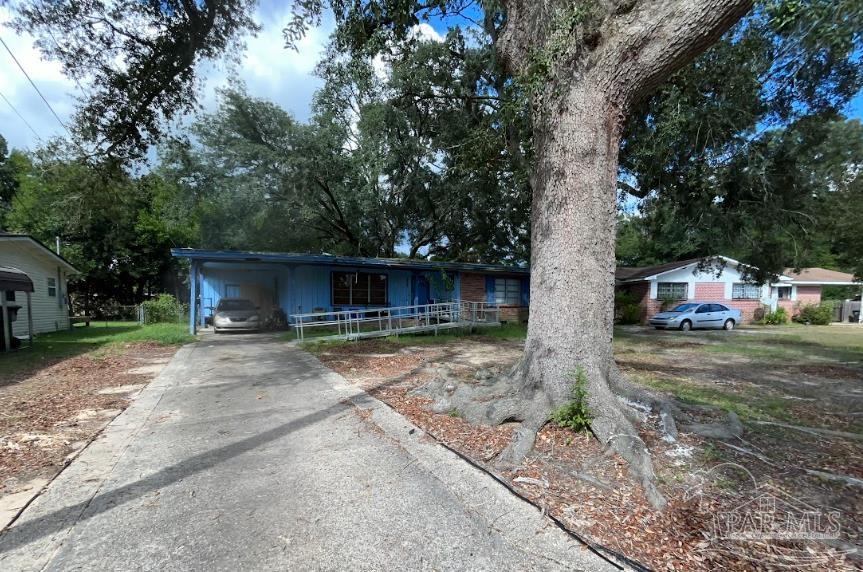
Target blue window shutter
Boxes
[520,277,530,307]
[485,276,495,304]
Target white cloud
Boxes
[0,1,333,153]
[0,6,77,149]
[411,23,445,43]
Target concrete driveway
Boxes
[0,334,615,571]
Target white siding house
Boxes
[0,234,77,336]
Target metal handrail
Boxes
[290,300,499,341]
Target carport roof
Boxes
[0,266,34,292]
[171,248,530,275]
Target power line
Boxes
[0,88,41,140]
[0,33,70,134]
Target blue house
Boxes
[171,249,530,333]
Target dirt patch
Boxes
[0,343,176,499]
[314,339,860,571]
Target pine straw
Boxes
[317,342,860,572]
[0,343,176,492]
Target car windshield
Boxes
[217,299,255,311]
[671,304,699,312]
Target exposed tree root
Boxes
[412,360,671,509]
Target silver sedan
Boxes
[649,302,741,331]
[213,298,261,332]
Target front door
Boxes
[413,276,430,307]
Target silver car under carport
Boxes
[213,298,261,332]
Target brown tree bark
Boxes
[427,0,754,509]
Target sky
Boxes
[1,3,862,156]
[0,1,335,153]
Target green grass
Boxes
[700,331,863,363]
[634,372,794,423]
[0,321,195,379]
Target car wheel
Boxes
[723,319,735,331]
[679,320,692,332]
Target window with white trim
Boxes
[732,283,761,299]
[494,278,521,306]
[47,277,56,297]
[656,282,687,300]
[776,286,792,299]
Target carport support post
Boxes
[189,260,198,335]
[26,291,33,347]
[859,285,863,324]
[1,292,9,352]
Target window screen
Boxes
[732,283,761,299]
[656,282,687,300]
[494,278,521,305]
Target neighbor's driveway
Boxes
[0,334,613,571]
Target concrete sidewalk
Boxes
[0,334,615,571]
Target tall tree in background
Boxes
[5,148,187,312]
[12,0,259,160]
[618,1,863,279]
[0,135,28,227]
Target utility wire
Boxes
[0,33,70,134]
[0,88,41,140]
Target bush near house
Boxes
[614,291,643,324]
[758,307,789,325]
[795,303,833,325]
[140,294,185,324]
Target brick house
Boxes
[616,256,861,324]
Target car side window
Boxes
[695,305,710,314]
[713,304,728,312]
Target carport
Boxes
[0,266,34,352]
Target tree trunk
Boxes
[491,0,753,507]
[501,82,670,503]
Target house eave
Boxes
[0,234,79,273]
[171,248,530,275]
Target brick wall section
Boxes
[777,286,822,318]
[694,283,725,300]
[796,285,822,306]
[460,272,487,302]
[461,272,529,323]
[499,306,529,323]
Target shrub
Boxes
[614,290,643,325]
[551,368,593,433]
[795,303,833,325]
[759,307,789,325]
[140,294,184,324]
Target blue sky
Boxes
[1,3,861,155]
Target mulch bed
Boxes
[0,343,176,493]
[315,341,860,571]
